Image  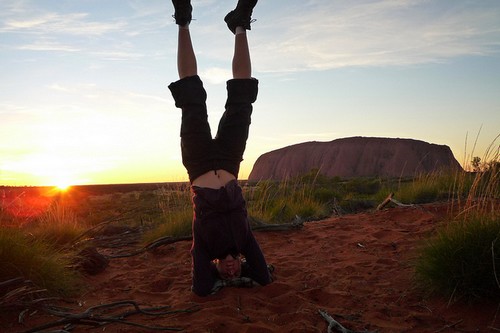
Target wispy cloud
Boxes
[0,1,140,61]
[2,12,126,35]
[45,82,169,112]
[17,39,80,52]
[200,67,232,84]
[252,0,500,73]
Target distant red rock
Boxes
[248,137,462,181]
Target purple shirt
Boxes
[190,180,270,296]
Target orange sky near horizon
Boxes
[1,1,499,187]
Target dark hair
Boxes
[217,248,240,260]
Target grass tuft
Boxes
[415,214,500,302]
[415,136,499,302]
[31,201,85,248]
[142,187,193,243]
[0,227,82,296]
[245,178,331,223]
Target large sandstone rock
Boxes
[248,137,462,181]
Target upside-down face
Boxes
[216,254,242,280]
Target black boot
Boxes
[172,0,192,26]
[224,0,258,34]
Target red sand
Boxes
[3,204,498,332]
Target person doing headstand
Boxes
[168,0,272,296]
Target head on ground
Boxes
[215,253,242,280]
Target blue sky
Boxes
[1,0,499,186]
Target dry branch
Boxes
[106,235,192,259]
[248,215,304,231]
[106,216,303,259]
[318,309,376,333]
[73,210,134,241]
[23,300,199,333]
[71,206,152,246]
[434,319,464,333]
[376,193,414,210]
[0,278,57,312]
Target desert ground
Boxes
[2,203,498,333]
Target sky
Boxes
[1,0,499,186]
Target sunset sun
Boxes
[52,176,74,191]
[55,182,71,191]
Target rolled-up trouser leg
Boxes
[168,75,214,182]
[214,78,258,178]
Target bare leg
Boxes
[177,27,197,79]
[232,27,251,79]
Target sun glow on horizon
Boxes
[54,182,71,192]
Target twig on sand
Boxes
[72,207,146,244]
[105,214,304,259]
[23,300,199,333]
[0,278,57,314]
[318,309,376,333]
[93,215,303,259]
[434,319,463,333]
[376,192,414,210]
[248,215,304,231]
[106,235,192,258]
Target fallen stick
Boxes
[104,215,303,259]
[106,235,192,258]
[376,192,394,210]
[0,277,25,291]
[72,207,146,244]
[434,319,463,333]
[0,279,56,313]
[248,215,304,231]
[318,309,376,333]
[24,300,199,333]
[376,192,414,210]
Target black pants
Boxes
[168,75,258,182]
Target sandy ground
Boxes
[2,203,499,332]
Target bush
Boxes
[344,178,382,196]
[245,179,330,223]
[142,187,193,243]
[415,151,499,302]
[0,228,81,296]
[415,214,500,301]
[395,172,458,204]
[31,201,85,248]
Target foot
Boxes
[224,0,258,34]
[172,0,192,26]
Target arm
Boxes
[240,232,271,286]
[191,244,218,296]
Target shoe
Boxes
[224,0,258,34]
[172,0,192,26]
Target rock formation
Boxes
[248,137,462,181]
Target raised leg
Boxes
[177,27,197,79]
[232,28,251,79]
[172,0,196,79]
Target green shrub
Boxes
[415,214,500,301]
[344,178,382,196]
[245,179,330,223]
[395,172,457,204]
[142,187,193,243]
[31,201,85,248]
[312,187,342,203]
[0,228,81,296]
[415,151,499,302]
[339,197,376,213]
